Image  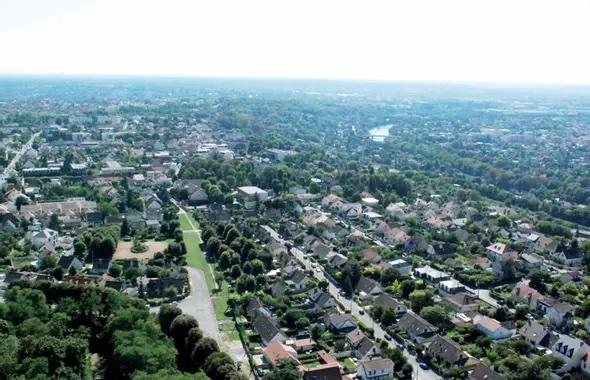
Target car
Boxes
[418,362,429,370]
[497,299,506,306]
[396,342,404,349]
[384,333,392,340]
[358,309,365,315]
[339,290,348,298]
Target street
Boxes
[0,132,39,189]
[262,225,441,380]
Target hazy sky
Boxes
[1,0,589,84]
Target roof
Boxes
[486,242,506,255]
[519,319,550,345]
[373,293,405,311]
[424,334,465,364]
[474,315,504,333]
[238,186,266,195]
[346,328,367,347]
[263,338,298,365]
[358,358,393,373]
[356,276,381,294]
[252,311,283,344]
[469,362,503,380]
[302,362,341,380]
[397,311,436,336]
[326,313,357,329]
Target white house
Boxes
[550,333,590,373]
[473,315,513,340]
[31,228,59,249]
[357,358,394,380]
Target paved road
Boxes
[0,132,39,189]
[262,226,441,380]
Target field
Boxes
[113,240,168,260]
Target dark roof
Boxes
[303,363,342,380]
[356,276,381,294]
[519,320,551,346]
[252,311,283,344]
[374,293,405,311]
[57,255,82,269]
[397,311,437,337]
[424,335,465,365]
[469,363,503,380]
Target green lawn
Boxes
[178,212,198,231]
[178,213,216,291]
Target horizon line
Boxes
[1,72,590,89]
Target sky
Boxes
[1,0,589,84]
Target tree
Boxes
[203,352,235,380]
[381,308,397,326]
[409,290,433,313]
[109,263,122,278]
[121,218,130,237]
[73,240,87,258]
[191,337,219,369]
[169,314,199,349]
[419,305,449,328]
[48,213,61,232]
[263,359,303,380]
[497,215,511,228]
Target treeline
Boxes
[0,281,246,380]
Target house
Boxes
[549,333,590,373]
[356,276,383,299]
[423,334,469,367]
[388,258,412,275]
[518,253,544,271]
[253,310,286,346]
[324,313,357,333]
[510,280,545,309]
[313,292,338,310]
[270,282,287,297]
[288,338,316,353]
[188,187,209,205]
[518,319,552,347]
[373,293,407,315]
[327,253,348,269]
[473,315,513,340]
[356,358,394,380]
[339,203,362,220]
[263,338,298,365]
[551,244,583,267]
[286,269,310,290]
[442,292,479,314]
[302,362,341,380]
[438,279,465,295]
[468,362,503,380]
[89,258,112,275]
[237,186,268,208]
[537,299,575,331]
[346,329,380,359]
[31,228,59,249]
[397,311,437,343]
[57,255,84,272]
[413,266,451,283]
[361,249,382,266]
[485,242,506,261]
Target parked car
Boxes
[384,333,392,341]
[358,308,365,315]
[418,362,429,370]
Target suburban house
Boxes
[237,186,268,208]
[262,338,298,365]
[57,255,84,272]
[485,242,506,261]
[438,279,465,295]
[549,333,590,373]
[473,315,513,340]
[511,280,545,309]
[518,319,552,347]
[356,358,394,380]
[551,244,583,267]
[388,258,412,275]
[423,334,470,367]
[413,266,451,283]
[288,338,316,353]
[397,311,437,343]
[339,203,362,220]
[325,313,357,333]
[356,276,383,299]
[346,329,380,360]
[442,292,479,314]
[537,299,576,331]
[468,362,503,380]
[252,310,286,346]
[373,293,407,315]
[31,228,59,249]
